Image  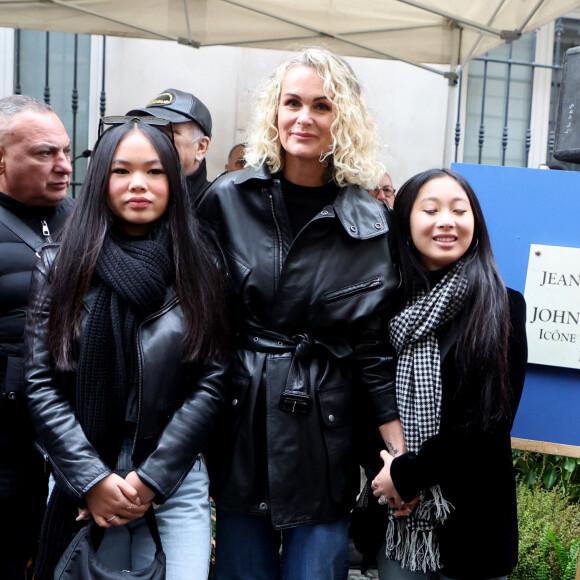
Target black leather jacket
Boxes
[198,166,400,529]
[24,245,226,504]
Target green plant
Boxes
[536,525,580,580]
[209,499,216,580]
[563,540,580,580]
[513,451,580,502]
[511,481,580,580]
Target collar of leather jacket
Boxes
[232,165,390,240]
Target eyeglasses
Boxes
[98,115,175,144]
[378,186,396,197]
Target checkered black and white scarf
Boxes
[385,260,468,572]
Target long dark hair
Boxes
[392,168,511,427]
[47,120,227,369]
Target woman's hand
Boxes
[371,449,419,517]
[85,473,150,527]
[371,450,401,505]
[125,471,155,505]
[392,493,420,517]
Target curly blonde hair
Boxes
[244,47,385,190]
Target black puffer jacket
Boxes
[0,192,72,498]
[24,245,226,503]
[198,166,400,529]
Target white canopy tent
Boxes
[1,0,579,72]
[1,0,580,164]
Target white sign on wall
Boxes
[524,244,580,370]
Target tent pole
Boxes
[442,24,461,168]
[396,0,503,38]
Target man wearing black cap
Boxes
[127,88,212,207]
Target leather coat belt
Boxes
[241,329,353,414]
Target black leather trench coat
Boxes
[198,166,400,529]
[24,246,226,504]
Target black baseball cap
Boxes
[127,88,212,138]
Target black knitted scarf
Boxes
[35,230,173,579]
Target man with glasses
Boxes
[225,142,247,173]
[369,172,396,209]
[127,88,213,207]
[0,94,73,579]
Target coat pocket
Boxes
[323,277,383,304]
[228,372,251,419]
[2,354,24,399]
[317,384,357,505]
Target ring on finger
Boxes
[370,480,378,490]
[106,514,117,522]
[378,495,387,505]
[126,504,132,511]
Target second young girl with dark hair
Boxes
[370,168,528,580]
[25,119,227,580]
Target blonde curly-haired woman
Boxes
[199,48,404,580]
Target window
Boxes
[15,30,92,193]
[463,33,536,167]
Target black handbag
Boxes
[350,479,389,573]
[54,508,166,580]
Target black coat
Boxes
[24,245,226,504]
[390,289,528,579]
[187,158,211,208]
[198,166,400,529]
[0,192,72,498]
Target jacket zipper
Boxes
[133,296,179,449]
[324,277,383,303]
[30,219,52,258]
[34,441,83,499]
[40,219,53,243]
[133,295,198,500]
[269,194,284,276]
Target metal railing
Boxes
[454,19,567,168]
[10,19,576,180]
[13,30,107,197]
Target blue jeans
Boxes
[96,440,212,580]
[214,509,350,580]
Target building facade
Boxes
[1,13,578,191]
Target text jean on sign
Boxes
[524,244,580,370]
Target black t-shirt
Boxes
[279,174,338,237]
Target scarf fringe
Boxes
[384,486,453,573]
[416,485,453,522]
[385,524,441,572]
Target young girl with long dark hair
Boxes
[25,118,227,580]
[371,168,528,580]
